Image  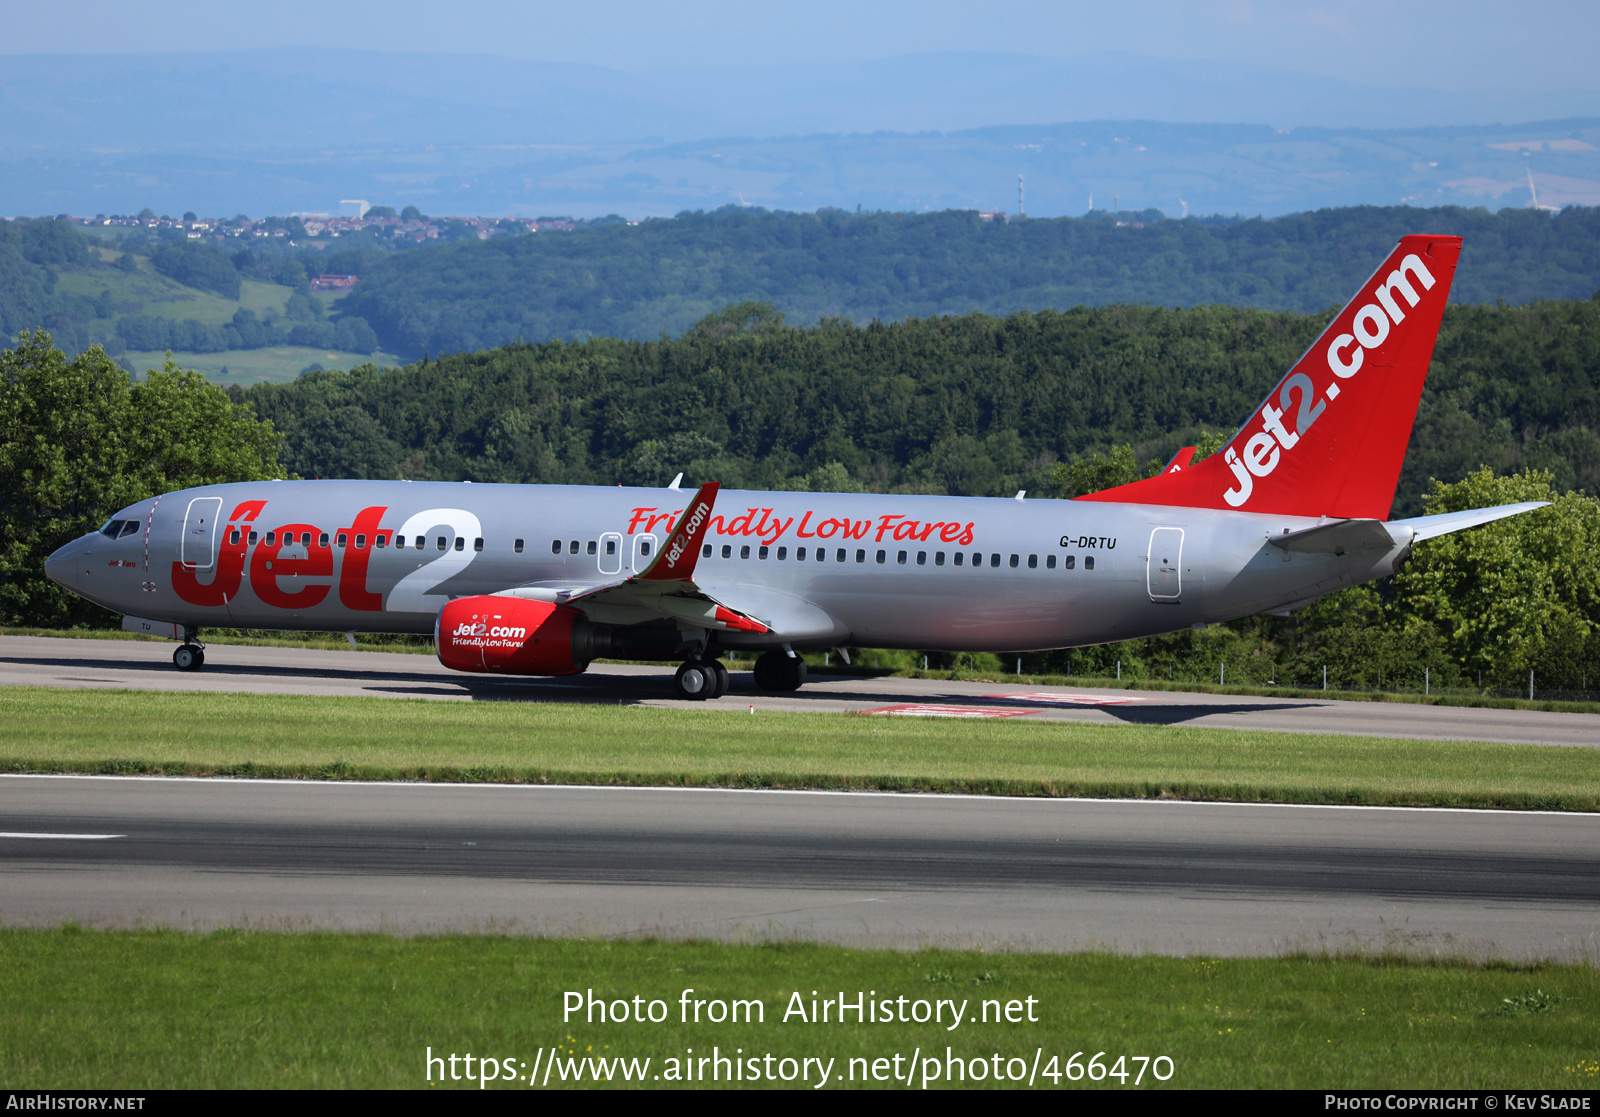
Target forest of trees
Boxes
[234,296,1600,519]
[338,204,1600,357]
[7,204,1600,362]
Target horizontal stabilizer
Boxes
[1269,518,1398,555]
[1391,501,1549,542]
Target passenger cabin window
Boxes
[551,540,561,554]
[1027,554,1037,568]
[990,554,1001,568]
[835,548,846,562]
[934,551,945,566]
[953,553,963,566]
[265,532,276,545]
[514,539,524,553]
[415,536,424,551]
[855,549,866,563]
[569,541,579,555]
[796,546,807,560]
[355,534,366,549]
[437,536,447,551]
[301,532,313,546]
[740,545,750,559]
[875,549,886,564]
[586,540,596,556]
[777,547,787,560]
[229,530,240,545]
[454,537,465,551]
[702,544,712,558]
[640,541,652,556]
[375,534,387,548]
[758,546,768,560]
[915,551,925,565]
[1064,555,1075,569]
[1085,555,1095,570]
[474,537,484,552]
[1046,555,1056,570]
[249,531,258,545]
[1009,554,1019,568]
[721,545,732,558]
[604,539,616,556]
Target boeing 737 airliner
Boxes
[46,234,1544,699]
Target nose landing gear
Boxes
[173,626,205,671]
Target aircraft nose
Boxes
[44,538,84,587]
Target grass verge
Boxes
[1,929,1595,1089]
[2,687,1596,810]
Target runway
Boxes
[4,635,1599,746]
[2,775,1596,958]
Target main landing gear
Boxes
[674,658,730,701]
[752,650,806,693]
[173,626,205,672]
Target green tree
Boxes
[1391,468,1600,688]
[0,332,285,627]
[400,206,425,222]
[1052,444,1163,497]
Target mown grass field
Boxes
[120,344,401,384]
[1,686,1596,809]
[1,930,1595,1089]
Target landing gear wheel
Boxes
[707,659,730,699]
[754,651,807,692]
[674,659,716,701]
[173,644,204,671]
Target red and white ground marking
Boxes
[986,692,1154,706]
[865,704,1039,719]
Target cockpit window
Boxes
[100,520,123,538]
[118,520,140,538]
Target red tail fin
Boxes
[1079,234,1462,520]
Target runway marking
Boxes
[4,774,1598,818]
[866,703,1037,719]
[0,832,124,840]
[987,691,1153,706]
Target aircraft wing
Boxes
[491,482,771,634]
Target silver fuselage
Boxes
[46,480,1411,652]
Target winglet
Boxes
[1162,446,1197,474]
[637,482,719,581]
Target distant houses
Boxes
[309,275,357,291]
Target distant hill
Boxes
[3,49,1598,218]
[339,204,1600,358]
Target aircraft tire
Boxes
[173,644,203,672]
[754,651,806,691]
[674,660,715,701]
[708,659,730,699]
[752,651,783,691]
[777,656,807,692]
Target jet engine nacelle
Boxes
[434,596,607,676]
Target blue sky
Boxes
[10,0,1597,98]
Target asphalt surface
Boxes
[1,776,1596,958]
[4,635,1599,746]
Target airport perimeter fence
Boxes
[1036,657,1600,706]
